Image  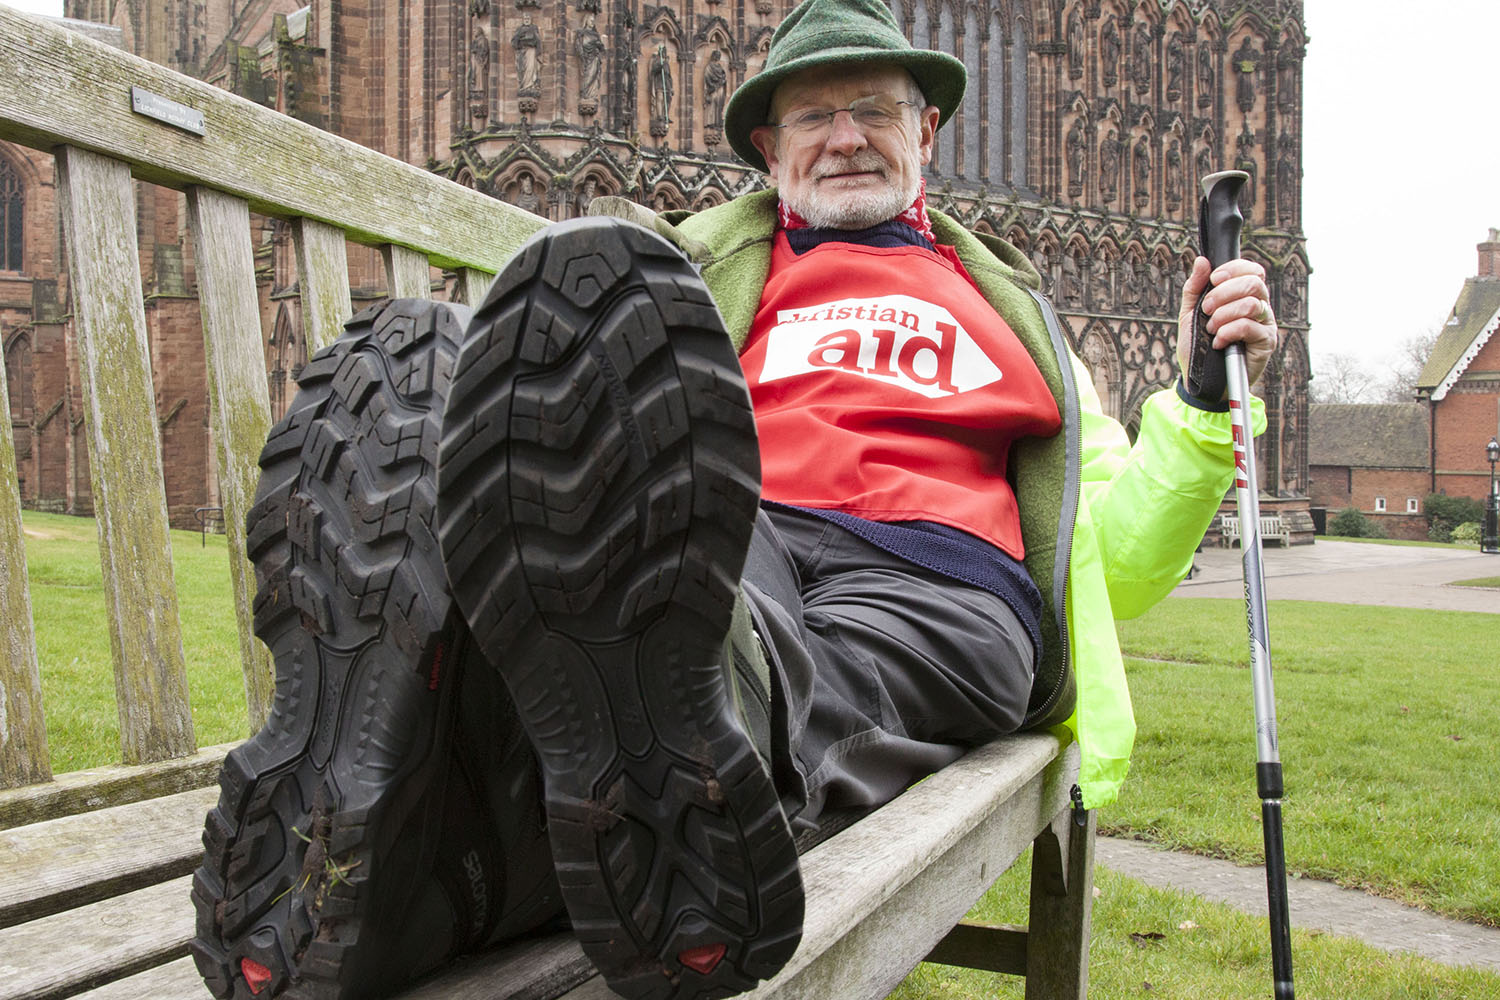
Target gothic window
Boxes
[1,157,22,272]
[1009,15,1029,187]
[268,305,303,422]
[6,331,32,422]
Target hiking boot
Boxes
[190,299,563,1000]
[436,217,804,1000]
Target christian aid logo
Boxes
[759,294,1004,399]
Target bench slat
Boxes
[455,267,495,309]
[0,874,194,1000]
[549,734,1071,1000]
[293,217,355,356]
[0,7,542,273]
[395,934,595,1000]
[923,920,1029,975]
[733,736,1071,1000]
[56,143,196,766]
[0,784,213,927]
[0,360,49,788]
[185,185,276,730]
[0,742,232,831]
[384,243,434,300]
[70,956,209,1000]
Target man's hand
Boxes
[1176,256,1278,394]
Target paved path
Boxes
[1097,838,1500,972]
[1172,538,1499,613]
[1108,539,1500,970]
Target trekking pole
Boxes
[1197,169,1295,1000]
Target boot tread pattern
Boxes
[437,218,803,1000]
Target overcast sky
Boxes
[4,0,1495,373]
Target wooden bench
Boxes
[1219,514,1290,548]
[0,734,1091,1000]
[0,9,1094,999]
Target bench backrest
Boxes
[0,7,542,792]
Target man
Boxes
[193,1,1276,998]
[440,0,1272,989]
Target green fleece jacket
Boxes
[664,189,1264,808]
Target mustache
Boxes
[812,153,890,179]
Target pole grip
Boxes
[1185,171,1249,401]
[1198,171,1248,268]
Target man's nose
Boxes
[823,110,868,154]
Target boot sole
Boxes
[437,218,804,1000]
[191,299,481,999]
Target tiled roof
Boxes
[1416,278,1500,392]
[1309,402,1429,469]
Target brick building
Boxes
[1308,402,1429,541]
[1416,230,1500,503]
[2,0,1310,529]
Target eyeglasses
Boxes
[771,97,918,139]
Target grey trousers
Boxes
[740,505,1037,832]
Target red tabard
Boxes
[739,233,1062,560]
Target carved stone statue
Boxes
[1133,136,1151,207]
[513,11,541,97]
[1277,142,1297,223]
[574,174,599,217]
[1131,22,1152,94]
[1167,35,1184,102]
[1061,249,1082,305]
[512,173,542,215]
[1066,116,1086,197]
[468,28,491,120]
[1197,44,1214,108]
[1165,139,1183,207]
[1031,244,1052,293]
[1090,254,1113,310]
[1278,55,1298,110]
[703,49,728,130]
[1234,37,1260,113]
[1282,270,1303,320]
[649,42,674,136]
[1100,16,1119,87]
[1120,256,1143,309]
[575,11,604,113]
[1067,7,1084,80]
[1196,143,1213,186]
[1099,129,1119,202]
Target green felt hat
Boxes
[724,0,967,172]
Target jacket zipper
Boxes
[1021,288,1080,728]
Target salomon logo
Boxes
[462,849,489,933]
[759,294,1003,398]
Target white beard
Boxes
[783,152,920,230]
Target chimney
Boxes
[1480,228,1500,279]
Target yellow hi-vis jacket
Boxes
[669,189,1266,809]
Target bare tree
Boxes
[1378,327,1440,402]
[1310,351,1381,403]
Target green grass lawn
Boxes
[1452,576,1500,588]
[21,510,252,773]
[892,596,1500,999]
[1322,534,1474,550]
[893,855,1499,1000]
[1111,598,1500,928]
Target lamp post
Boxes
[1484,437,1500,555]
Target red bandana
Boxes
[777,179,936,245]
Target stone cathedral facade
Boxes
[1,0,1308,529]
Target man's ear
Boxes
[916,105,939,167]
[750,126,782,181]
